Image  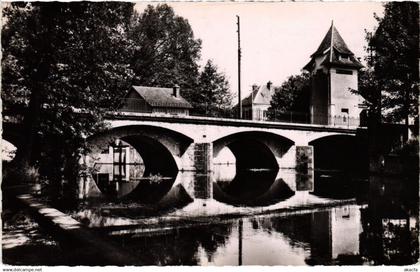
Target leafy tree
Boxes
[2,2,135,192]
[2,2,229,196]
[354,2,419,168]
[361,2,419,127]
[193,60,233,117]
[269,72,311,117]
[129,4,202,100]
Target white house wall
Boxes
[330,68,361,119]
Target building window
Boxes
[256,109,262,120]
[341,108,349,114]
[339,55,349,61]
[336,69,353,75]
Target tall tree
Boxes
[2,2,135,187]
[362,2,419,129]
[193,60,233,117]
[269,72,311,117]
[129,4,202,100]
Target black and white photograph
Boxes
[1,1,419,268]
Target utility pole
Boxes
[238,219,243,265]
[237,15,242,119]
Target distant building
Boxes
[303,22,364,126]
[119,85,192,115]
[241,81,275,121]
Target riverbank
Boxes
[2,209,68,265]
[5,194,139,265]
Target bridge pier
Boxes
[295,145,314,192]
[174,142,214,200]
[277,145,314,192]
[191,143,213,199]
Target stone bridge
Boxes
[79,112,366,203]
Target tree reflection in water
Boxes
[106,201,418,265]
[358,174,419,265]
[110,223,233,265]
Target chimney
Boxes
[267,81,272,90]
[252,84,258,91]
[173,84,180,97]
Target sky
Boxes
[135,2,384,101]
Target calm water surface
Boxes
[106,203,418,266]
[61,164,419,266]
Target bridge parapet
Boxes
[106,111,361,132]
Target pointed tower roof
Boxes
[303,22,363,71]
[311,23,353,57]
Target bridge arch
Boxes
[305,132,356,144]
[89,125,194,158]
[309,134,368,199]
[84,125,194,200]
[213,131,295,170]
[308,134,361,172]
[212,131,296,206]
[87,125,193,171]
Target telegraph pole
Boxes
[237,15,242,119]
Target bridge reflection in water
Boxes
[87,136,313,206]
[89,147,361,208]
[101,203,417,265]
[90,158,311,208]
[72,153,418,265]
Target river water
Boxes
[46,162,420,266]
[103,203,418,266]
[67,169,418,266]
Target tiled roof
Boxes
[242,88,260,106]
[303,58,316,72]
[304,24,363,70]
[131,86,193,109]
[242,84,276,106]
[321,50,363,69]
[311,25,353,57]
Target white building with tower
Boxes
[303,22,364,126]
[239,22,364,126]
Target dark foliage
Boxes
[268,72,311,116]
[359,2,419,124]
